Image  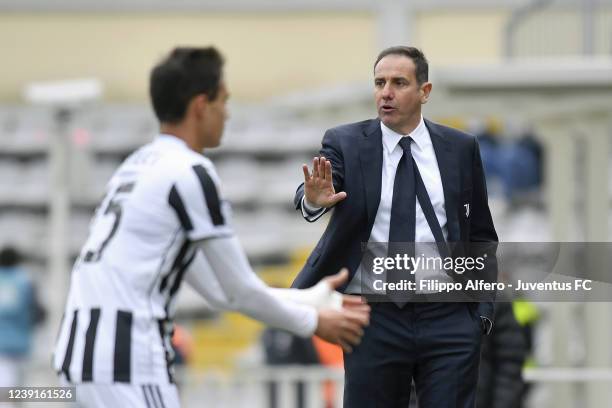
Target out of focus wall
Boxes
[415,10,507,64]
[3,6,610,103]
[0,12,377,102]
[0,10,511,103]
[512,8,612,57]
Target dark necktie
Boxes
[387,137,417,304]
[389,137,417,245]
[387,136,449,305]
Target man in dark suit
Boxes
[292,46,498,407]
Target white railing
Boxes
[17,363,612,407]
[173,366,612,408]
[177,366,344,408]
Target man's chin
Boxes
[379,116,396,128]
[203,139,222,149]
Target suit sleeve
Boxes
[469,138,498,244]
[294,128,345,222]
[470,137,499,322]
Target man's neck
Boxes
[159,123,202,152]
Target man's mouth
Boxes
[380,105,396,113]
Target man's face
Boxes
[374,55,431,134]
[199,81,229,148]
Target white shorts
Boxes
[63,381,180,408]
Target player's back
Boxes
[53,134,231,385]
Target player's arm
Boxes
[267,280,342,309]
[186,235,369,351]
[267,270,368,312]
[184,252,355,311]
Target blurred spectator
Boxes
[475,119,543,204]
[172,324,195,366]
[476,301,528,408]
[511,298,540,406]
[261,328,320,408]
[171,323,195,390]
[311,337,343,408]
[0,246,45,387]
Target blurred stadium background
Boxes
[0,0,611,407]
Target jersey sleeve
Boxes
[168,161,233,241]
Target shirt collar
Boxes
[381,116,430,154]
[156,133,190,149]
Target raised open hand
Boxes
[302,156,347,208]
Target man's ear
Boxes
[420,82,433,104]
[190,94,209,118]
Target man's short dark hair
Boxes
[150,46,224,124]
[0,246,21,268]
[374,46,428,84]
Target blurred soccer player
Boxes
[0,246,45,389]
[53,47,369,408]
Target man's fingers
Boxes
[312,157,320,179]
[324,160,333,181]
[324,268,348,289]
[330,191,348,204]
[319,156,327,179]
[343,304,371,316]
[342,320,365,338]
[302,164,311,182]
[342,294,367,307]
[339,340,352,353]
[344,309,370,326]
[340,330,362,347]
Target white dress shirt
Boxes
[371,118,447,244]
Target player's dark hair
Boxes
[0,246,21,268]
[374,46,428,84]
[150,47,224,123]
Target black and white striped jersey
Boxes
[53,134,233,385]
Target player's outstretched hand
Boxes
[302,156,347,208]
[315,306,370,353]
[322,268,368,312]
[315,269,370,353]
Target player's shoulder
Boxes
[167,146,214,170]
[165,153,224,205]
[153,140,218,180]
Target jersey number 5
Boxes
[83,182,135,263]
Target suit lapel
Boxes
[425,119,460,242]
[359,119,383,233]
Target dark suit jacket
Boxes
[291,118,498,320]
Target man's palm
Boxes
[302,156,347,208]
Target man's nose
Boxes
[381,83,393,99]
